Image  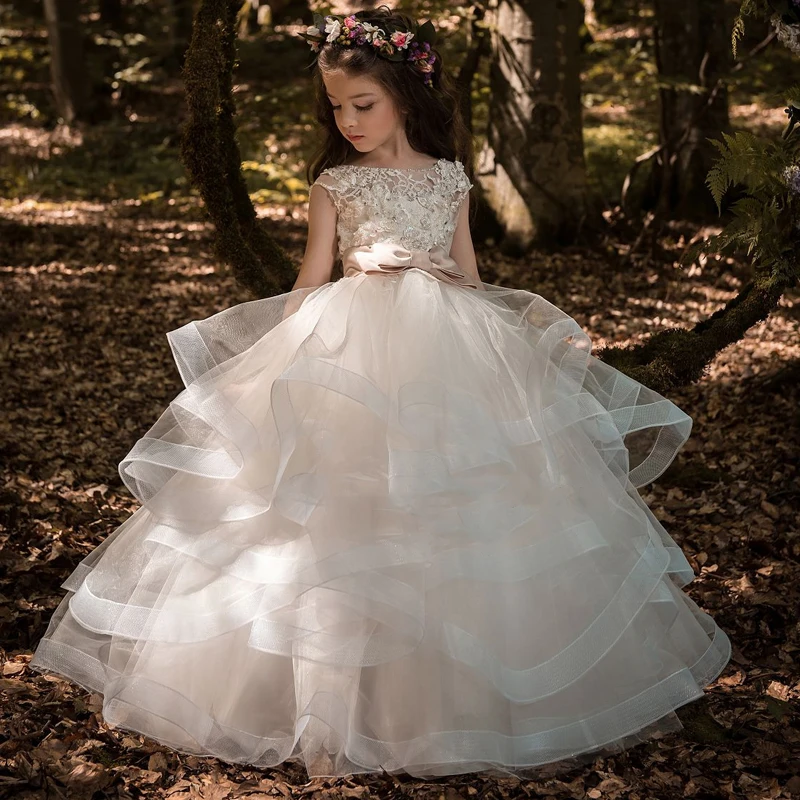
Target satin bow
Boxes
[342,242,479,289]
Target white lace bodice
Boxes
[313,158,473,258]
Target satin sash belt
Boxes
[342,242,479,289]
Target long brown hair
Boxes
[303,5,475,191]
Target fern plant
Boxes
[681,3,800,286]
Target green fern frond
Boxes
[704,132,788,210]
[729,196,765,221]
[706,162,730,213]
[678,215,754,265]
[716,216,759,251]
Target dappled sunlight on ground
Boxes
[2,191,799,796]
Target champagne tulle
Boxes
[30,268,731,778]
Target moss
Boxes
[595,267,794,394]
[179,0,297,299]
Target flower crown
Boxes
[299,13,438,88]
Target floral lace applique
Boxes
[313,158,473,257]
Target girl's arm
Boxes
[282,183,339,320]
[292,183,339,291]
[449,193,485,290]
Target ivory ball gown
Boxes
[30,157,731,779]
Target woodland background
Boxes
[1,0,799,798]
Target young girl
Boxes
[30,5,731,780]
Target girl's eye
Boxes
[331,104,374,112]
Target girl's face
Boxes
[322,70,406,152]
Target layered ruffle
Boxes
[30,266,731,778]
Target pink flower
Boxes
[343,15,358,29]
[390,31,412,49]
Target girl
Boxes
[30,5,731,780]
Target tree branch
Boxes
[596,268,796,394]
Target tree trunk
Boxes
[43,0,90,125]
[650,0,733,218]
[181,0,296,298]
[478,0,588,252]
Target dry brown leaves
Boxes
[1,196,799,799]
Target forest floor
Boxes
[2,183,799,800]
[2,6,800,800]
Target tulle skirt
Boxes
[30,267,731,778]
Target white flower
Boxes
[306,24,320,36]
[325,17,341,42]
[360,22,387,43]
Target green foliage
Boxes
[705,131,787,212]
[0,120,188,202]
[685,2,800,288]
[680,112,799,282]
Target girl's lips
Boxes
[348,135,364,140]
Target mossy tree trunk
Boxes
[595,267,796,396]
[477,0,589,253]
[180,0,297,299]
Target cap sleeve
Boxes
[313,170,344,215]
[453,160,473,203]
[452,160,473,211]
